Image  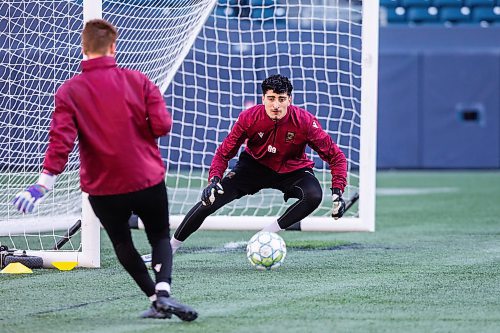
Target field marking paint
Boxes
[377,187,458,196]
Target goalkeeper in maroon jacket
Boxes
[170,74,347,254]
[11,19,196,321]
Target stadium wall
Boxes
[378,26,500,169]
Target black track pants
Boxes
[89,181,172,297]
[174,152,323,242]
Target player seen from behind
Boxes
[11,19,197,321]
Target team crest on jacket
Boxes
[285,131,295,143]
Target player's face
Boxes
[262,90,290,120]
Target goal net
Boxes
[163,0,378,232]
[0,0,217,267]
[0,0,378,267]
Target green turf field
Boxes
[1,171,499,333]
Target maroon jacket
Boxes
[209,104,347,191]
[43,56,171,195]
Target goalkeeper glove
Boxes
[12,171,56,214]
[201,176,224,206]
[331,187,346,220]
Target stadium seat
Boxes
[407,6,440,22]
[215,5,236,17]
[465,0,495,6]
[380,0,401,7]
[402,0,433,7]
[218,0,238,5]
[384,6,408,22]
[249,0,276,19]
[382,0,500,24]
[250,8,275,19]
[440,6,472,22]
[432,0,464,7]
[472,6,500,23]
[249,0,274,5]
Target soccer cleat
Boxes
[141,253,152,268]
[140,304,172,319]
[155,292,198,322]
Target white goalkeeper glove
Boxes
[12,171,56,214]
[331,187,346,220]
[201,176,224,206]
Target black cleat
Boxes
[156,292,198,322]
[140,304,172,319]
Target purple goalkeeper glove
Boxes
[201,176,224,206]
[12,171,56,214]
[331,187,346,220]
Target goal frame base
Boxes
[23,250,100,268]
[169,215,374,232]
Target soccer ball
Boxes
[246,231,286,270]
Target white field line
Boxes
[376,187,459,196]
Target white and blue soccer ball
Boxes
[246,231,286,270]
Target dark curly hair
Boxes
[261,74,293,96]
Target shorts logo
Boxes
[258,132,264,138]
[226,171,236,179]
[285,131,295,143]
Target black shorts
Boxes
[173,152,322,241]
[222,151,318,198]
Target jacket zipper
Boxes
[272,120,285,173]
[272,120,278,146]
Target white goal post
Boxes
[0,0,378,267]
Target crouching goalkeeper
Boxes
[11,19,196,321]
[170,74,348,254]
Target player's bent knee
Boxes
[305,190,323,209]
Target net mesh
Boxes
[0,1,83,250]
[163,0,362,218]
[0,0,216,250]
[0,0,364,251]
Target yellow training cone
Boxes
[52,261,78,271]
[1,262,33,274]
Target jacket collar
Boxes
[81,56,117,72]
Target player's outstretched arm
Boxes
[201,176,224,206]
[12,170,56,213]
[331,187,346,220]
[306,116,348,192]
